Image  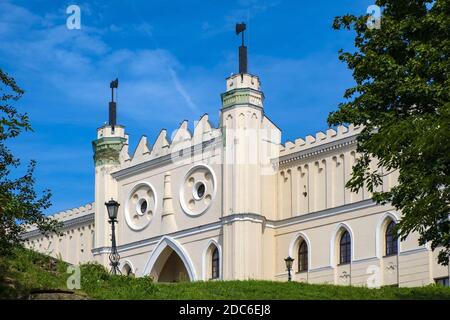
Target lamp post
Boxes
[105,199,121,275]
[285,256,294,282]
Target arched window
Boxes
[385,221,398,256]
[122,263,134,276]
[298,240,308,272]
[211,247,220,279]
[339,231,351,264]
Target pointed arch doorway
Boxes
[142,236,197,282]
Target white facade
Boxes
[23,70,450,287]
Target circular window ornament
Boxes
[180,165,216,216]
[125,182,157,231]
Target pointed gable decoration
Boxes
[131,135,150,163]
[150,129,170,159]
[171,120,192,151]
[193,114,213,145]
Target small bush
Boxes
[79,264,157,300]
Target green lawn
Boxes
[1,246,450,300]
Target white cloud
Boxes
[0,1,208,128]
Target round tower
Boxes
[92,80,127,265]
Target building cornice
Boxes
[92,220,223,255]
[278,135,357,167]
[22,213,95,239]
[271,199,378,228]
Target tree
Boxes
[329,0,450,264]
[0,68,59,254]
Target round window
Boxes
[140,199,148,214]
[136,198,148,216]
[180,165,216,217]
[125,183,156,231]
[194,182,206,200]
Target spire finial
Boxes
[235,22,247,74]
[109,78,119,131]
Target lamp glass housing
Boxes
[105,199,120,220]
[284,256,294,270]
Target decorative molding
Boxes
[399,247,429,256]
[92,136,127,166]
[278,135,357,167]
[22,213,95,239]
[308,266,334,273]
[141,236,197,280]
[272,199,377,228]
[352,256,379,264]
[92,220,223,255]
[221,88,264,109]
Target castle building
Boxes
[23,34,449,288]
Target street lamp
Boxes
[105,199,121,275]
[284,256,294,282]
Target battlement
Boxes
[279,124,362,156]
[97,125,125,139]
[24,202,95,232]
[121,114,222,167]
[51,202,95,221]
[225,73,261,92]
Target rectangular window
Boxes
[435,277,449,287]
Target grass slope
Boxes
[1,246,450,300]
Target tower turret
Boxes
[92,79,126,264]
[219,24,280,280]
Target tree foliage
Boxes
[0,68,59,254]
[329,0,450,264]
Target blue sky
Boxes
[0,0,374,213]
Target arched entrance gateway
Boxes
[142,236,197,282]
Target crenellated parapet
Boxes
[120,114,222,168]
[23,202,95,235]
[279,124,362,159]
[50,202,95,222]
